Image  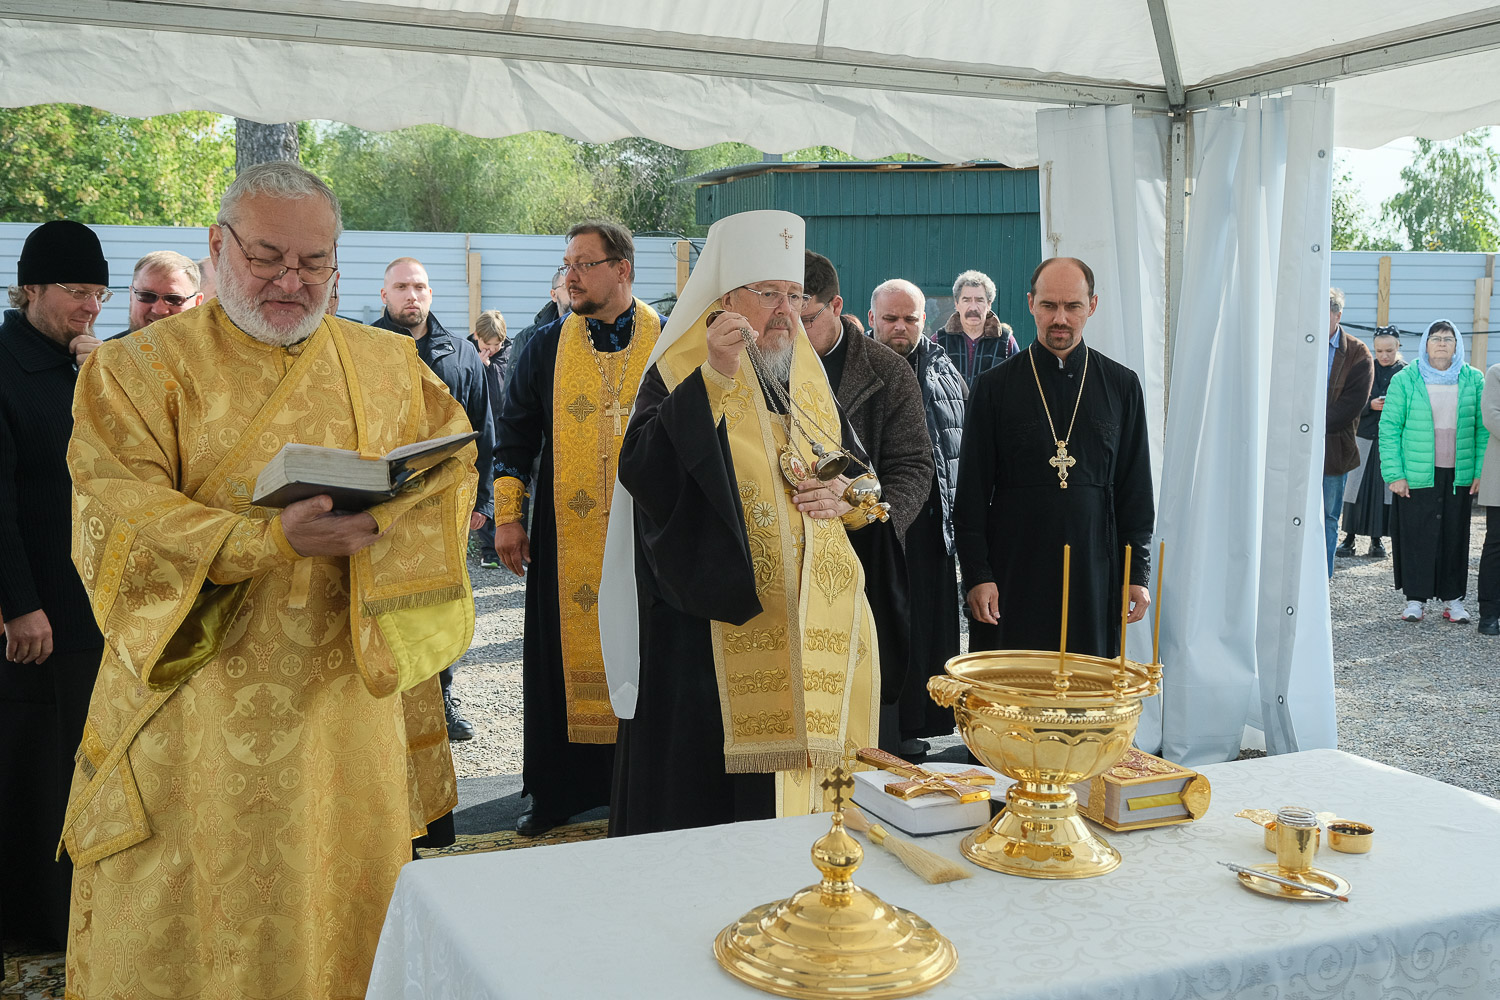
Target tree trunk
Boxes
[234,120,300,174]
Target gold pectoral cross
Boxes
[1049,440,1076,489]
[605,399,630,436]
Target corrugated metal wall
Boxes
[698,168,1043,344]
[1331,250,1500,369]
[0,224,681,335]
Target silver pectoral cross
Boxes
[605,399,631,436]
[1049,440,1076,489]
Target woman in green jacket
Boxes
[1379,320,1488,623]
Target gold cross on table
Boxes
[604,399,630,436]
[778,228,794,250]
[1049,440,1077,489]
[820,766,856,812]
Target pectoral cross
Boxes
[820,766,856,813]
[1049,440,1076,489]
[605,399,630,436]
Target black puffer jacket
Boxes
[908,335,967,553]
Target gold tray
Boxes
[1235,864,1351,902]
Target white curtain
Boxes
[1156,88,1339,763]
[1035,89,1338,766]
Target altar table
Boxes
[367,749,1500,999]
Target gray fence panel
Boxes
[1331,250,1500,369]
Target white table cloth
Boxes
[367,749,1500,999]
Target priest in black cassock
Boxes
[493,220,662,836]
[597,210,893,836]
[953,257,1154,659]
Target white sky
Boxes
[1337,131,1500,218]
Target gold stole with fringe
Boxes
[659,313,878,815]
[551,300,661,742]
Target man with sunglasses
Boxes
[61,163,476,999]
[113,250,203,337]
[0,219,111,954]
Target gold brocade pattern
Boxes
[550,301,661,744]
[492,476,527,525]
[62,305,473,1000]
[657,308,878,800]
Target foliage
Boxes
[1381,130,1500,252]
[0,105,233,225]
[1331,162,1401,252]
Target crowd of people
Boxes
[1,161,1495,997]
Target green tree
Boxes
[0,105,233,225]
[1382,129,1500,251]
[1331,162,1400,251]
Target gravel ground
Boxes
[450,515,1496,798]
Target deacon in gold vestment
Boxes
[62,164,476,1000]
[492,221,660,836]
[602,211,887,836]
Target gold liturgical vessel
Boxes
[714,770,957,998]
[928,543,1165,879]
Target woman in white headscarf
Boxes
[1379,320,1488,623]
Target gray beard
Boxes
[217,261,330,347]
[760,342,794,387]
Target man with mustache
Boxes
[935,269,1020,387]
[61,162,476,999]
[953,257,1154,659]
[601,211,889,835]
[374,256,495,741]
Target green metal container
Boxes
[693,163,1041,344]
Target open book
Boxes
[252,431,479,510]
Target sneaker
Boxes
[1401,601,1424,622]
[479,556,501,569]
[1366,540,1386,558]
[1335,537,1357,558]
[1443,600,1470,624]
[444,689,476,742]
[1478,617,1500,636]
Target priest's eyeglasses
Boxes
[738,285,813,310]
[53,283,113,304]
[131,287,194,307]
[221,223,338,284]
[555,257,622,278]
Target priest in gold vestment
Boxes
[600,211,888,835]
[62,163,476,999]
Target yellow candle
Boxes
[1058,544,1071,678]
[1152,542,1165,666]
[1119,544,1133,673]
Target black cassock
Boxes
[953,341,1154,659]
[492,312,633,821]
[610,364,902,837]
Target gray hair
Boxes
[133,250,201,290]
[1330,287,1345,314]
[6,285,27,309]
[870,278,926,315]
[218,162,343,237]
[952,269,996,303]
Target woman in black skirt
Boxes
[1338,327,1404,557]
[1379,320,1489,623]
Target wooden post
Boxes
[466,251,482,333]
[1473,253,1493,368]
[676,240,692,294]
[1376,255,1391,328]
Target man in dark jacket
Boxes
[1323,287,1374,578]
[935,269,1020,385]
[373,256,494,740]
[803,251,934,754]
[870,277,967,753]
[1,220,109,951]
[507,267,571,388]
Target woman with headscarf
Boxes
[1337,327,1405,558]
[1379,320,1488,622]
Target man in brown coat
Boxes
[1324,287,1374,577]
[802,250,935,753]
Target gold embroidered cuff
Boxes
[493,476,528,525]
[700,361,737,424]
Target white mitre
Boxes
[598,210,807,719]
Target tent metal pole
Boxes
[1162,116,1189,421]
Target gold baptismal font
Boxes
[714,771,958,998]
[928,543,1164,879]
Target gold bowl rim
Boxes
[943,649,1157,704]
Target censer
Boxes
[928,543,1165,879]
[714,770,958,998]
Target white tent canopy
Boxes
[8,1,1500,764]
[5,1,1500,161]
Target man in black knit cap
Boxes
[0,220,110,954]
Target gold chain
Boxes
[1029,344,1090,449]
[578,319,637,402]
